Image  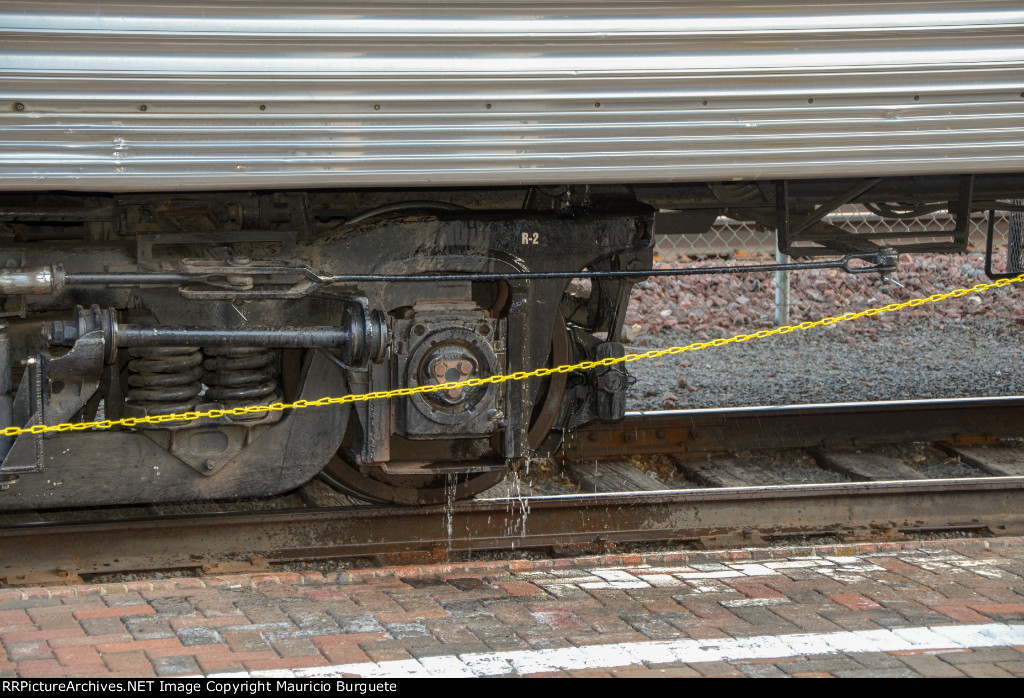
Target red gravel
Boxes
[625,252,1022,344]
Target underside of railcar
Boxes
[1,2,1023,507]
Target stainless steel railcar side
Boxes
[2,1,1024,190]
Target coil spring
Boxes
[202,347,279,403]
[126,347,203,406]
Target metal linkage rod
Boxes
[43,305,388,366]
[61,250,897,287]
[68,273,192,285]
[5,250,898,302]
[114,325,352,349]
[316,252,894,283]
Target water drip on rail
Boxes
[503,464,531,541]
[444,473,457,552]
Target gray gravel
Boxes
[627,316,1024,411]
[625,251,1024,411]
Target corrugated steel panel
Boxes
[1,1,1024,192]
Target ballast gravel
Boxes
[624,251,1024,411]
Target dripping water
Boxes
[504,463,531,540]
[444,472,457,552]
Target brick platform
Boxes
[2,538,1024,677]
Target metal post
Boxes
[775,245,791,326]
[1011,199,1023,273]
[0,325,12,460]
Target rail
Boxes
[4,396,1024,583]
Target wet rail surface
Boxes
[3,477,1024,585]
[3,396,1024,584]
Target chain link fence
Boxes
[628,208,1023,343]
[655,207,1014,260]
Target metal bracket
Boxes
[778,175,974,257]
[984,207,1024,280]
[177,258,322,299]
[136,230,297,268]
[593,342,628,422]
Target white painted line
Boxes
[951,560,1019,580]
[900,551,965,562]
[930,622,1021,648]
[590,569,644,582]
[723,635,794,659]
[533,573,592,580]
[624,566,697,575]
[779,633,843,656]
[814,569,869,583]
[821,630,899,654]
[673,570,746,579]
[727,564,780,577]
[415,655,477,678]
[689,563,733,571]
[637,574,687,587]
[834,562,885,572]
[298,658,432,678]
[623,642,679,665]
[207,622,1024,678]
[459,654,518,676]
[502,646,608,675]
[845,629,915,652]
[891,626,968,649]
[720,597,791,608]
[244,669,295,678]
[677,579,735,594]
[893,551,1017,580]
[763,560,834,570]
[579,580,650,590]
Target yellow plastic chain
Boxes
[3,273,1022,438]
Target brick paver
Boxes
[1,536,1023,677]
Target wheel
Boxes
[319,459,507,506]
[320,314,570,505]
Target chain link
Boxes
[3,273,1021,438]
